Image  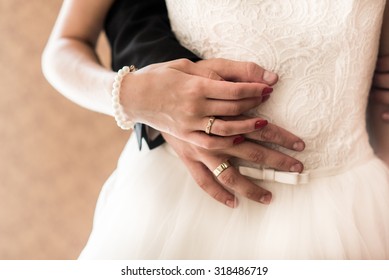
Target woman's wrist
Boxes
[111,65,137,130]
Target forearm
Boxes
[42,38,115,116]
[42,0,116,116]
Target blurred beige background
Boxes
[0,0,129,259]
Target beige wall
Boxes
[0,0,129,259]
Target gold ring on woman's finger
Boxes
[205,116,216,134]
[213,160,232,177]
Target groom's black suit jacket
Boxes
[104,0,200,149]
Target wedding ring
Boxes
[205,116,216,134]
[213,160,232,177]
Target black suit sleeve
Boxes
[104,0,200,150]
[104,0,200,70]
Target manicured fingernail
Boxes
[259,193,272,204]
[263,71,277,84]
[293,141,305,151]
[233,135,245,145]
[262,87,273,95]
[255,120,268,129]
[226,199,236,208]
[290,163,303,173]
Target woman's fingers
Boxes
[196,58,278,85]
[205,95,269,116]
[192,117,304,153]
[186,132,245,150]
[204,80,273,100]
[130,59,283,147]
[187,124,305,152]
[169,58,275,101]
[171,58,278,86]
[167,58,225,81]
[201,117,269,136]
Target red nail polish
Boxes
[233,136,245,145]
[255,120,268,129]
[262,87,273,95]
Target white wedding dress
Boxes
[80,0,389,259]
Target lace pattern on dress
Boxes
[166,0,385,169]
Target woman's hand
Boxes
[120,58,277,148]
[132,57,305,208]
[161,119,305,208]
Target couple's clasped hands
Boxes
[120,58,305,208]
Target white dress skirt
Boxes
[79,0,389,259]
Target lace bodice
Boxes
[166,0,386,170]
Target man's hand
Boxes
[162,120,304,208]
[372,55,389,122]
[369,55,389,166]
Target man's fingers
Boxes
[373,72,389,89]
[245,123,305,151]
[181,157,237,208]
[168,58,278,88]
[217,168,272,204]
[227,141,304,173]
[205,158,272,205]
[370,89,389,122]
[162,131,237,208]
[371,88,389,105]
[375,55,389,72]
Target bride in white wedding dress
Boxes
[43,0,389,259]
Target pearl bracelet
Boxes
[111,65,136,130]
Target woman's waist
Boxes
[236,144,376,185]
[162,135,376,185]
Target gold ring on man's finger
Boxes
[213,160,232,177]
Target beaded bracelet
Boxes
[111,65,137,130]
